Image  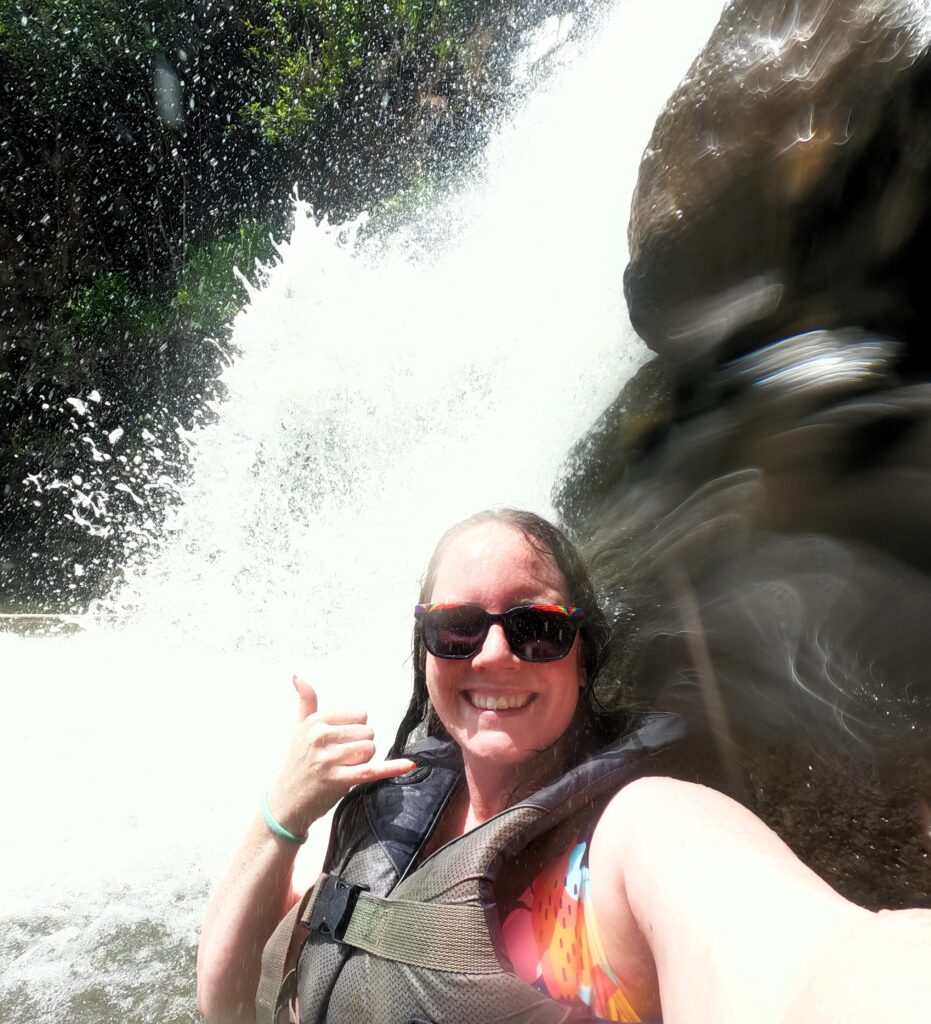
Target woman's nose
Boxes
[472,623,517,667]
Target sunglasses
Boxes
[415,602,584,662]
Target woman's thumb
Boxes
[292,675,318,720]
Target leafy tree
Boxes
[0,0,591,607]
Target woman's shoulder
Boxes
[593,775,696,840]
[593,775,758,848]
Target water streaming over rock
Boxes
[0,3,725,1020]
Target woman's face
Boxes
[425,521,585,770]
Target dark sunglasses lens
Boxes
[507,608,578,661]
[425,606,488,658]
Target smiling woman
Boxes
[197,508,931,1024]
[420,518,592,783]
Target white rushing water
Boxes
[0,2,724,1019]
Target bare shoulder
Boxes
[592,773,849,920]
[593,775,711,842]
[593,774,807,865]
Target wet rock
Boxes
[558,0,931,907]
[625,0,931,371]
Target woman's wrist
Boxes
[261,792,309,844]
[264,783,316,842]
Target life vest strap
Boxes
[257,878,322,1024]
[340,888,502,974]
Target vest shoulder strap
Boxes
[257,881,319,1024]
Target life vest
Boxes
[258,712,686,1024]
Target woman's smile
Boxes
[462,690,537,711]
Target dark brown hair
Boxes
[388,508,618,758]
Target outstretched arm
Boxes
[196,677,415,1024]
[589,776,931,1024]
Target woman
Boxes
[198,509,930,1024]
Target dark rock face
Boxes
[625,0,931,372]
[557,0,931,908]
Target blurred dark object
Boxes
[558,0,931,908]
[626,0,931,378]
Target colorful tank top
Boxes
[499,824,644,1022]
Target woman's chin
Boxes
[459,733,537,767]
[458,729,567,773]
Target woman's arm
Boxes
[196,808,311,1024]
[196,678,415,1024]
[589,776,931,1024]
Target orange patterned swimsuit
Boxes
[499,823,645,1022]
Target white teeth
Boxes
[466,692,532,711]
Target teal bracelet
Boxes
[261,793,308,845]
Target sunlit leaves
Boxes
[241,0,497,143]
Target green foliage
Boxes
[360,173,442,239]
[27,219,275,413]
[57,273,165,349]
[38,273,168,397]
[172,222,277,334]
[241,0,489,144]
[242,0,354,142]
[52,221,276,358]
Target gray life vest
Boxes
[260,712,686,1024]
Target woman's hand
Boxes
[266,676,416,836]
[198,676,415,1024]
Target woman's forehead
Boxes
[430,521,565,596]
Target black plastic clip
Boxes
[305,875,369,942]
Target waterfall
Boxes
[0,2,724,1020]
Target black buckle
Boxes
[305,875,369,941]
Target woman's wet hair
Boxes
[388,508,619,759]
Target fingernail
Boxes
[292,674,300,692]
